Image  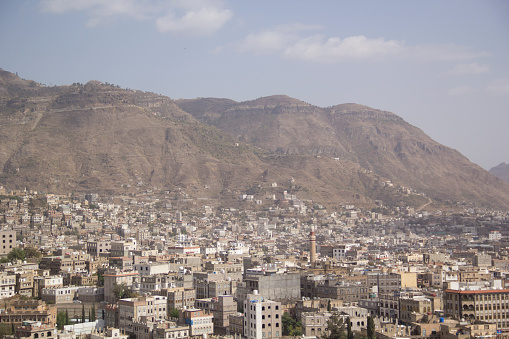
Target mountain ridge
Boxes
[1,68,508,210]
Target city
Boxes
[1,184,509,339]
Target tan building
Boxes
[14,321,57,339]
[195,295,237,334]
[301,311,332,337]
[444,288,509,328]
[15,270,35,297]
[118,296,167,335]
[0,300,57,326]
[399,295,434,323]
[163,287,196,310]
[0,230,16,255]
[103,269,139,303]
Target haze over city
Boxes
[1,0,508,169]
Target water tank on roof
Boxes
[440,317,445,323]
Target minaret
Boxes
[309,230,316,267]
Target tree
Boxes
[169,308,179,319]
[282,312,302,336]
[367,316,375,339]
[91,304,96,322]
[81,304,85,323]
[327,299,332,312]
[7,248,25,262]
[57,311,67,330]
[347,317,353,339]
[24,246,42,259]
[113,283,138,300]
[65,310,69,325]
[322,314,346,339]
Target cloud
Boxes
[41,0,150,25]
[485,79,509,96]
[155,6,232,36]
[40,0,233,35]
[447,63,490,76]
[447,85,476,96]
[236,24,323,55]
[235,25,490,63]
[284,35,405,62]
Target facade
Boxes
[301,311,331,337]
[118,296,168,335]
[182,308,214,337]
[243,292,282,339]
[238,273,301,302]
[0,271,16,299]
[0,300,57,326]
[444,288,509,328]
[195,295,237,334]
[86,240,111,256]
[14,321,57,339]
[0,230,16,255]
[103,269,139,303]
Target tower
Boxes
[309,231,316,267]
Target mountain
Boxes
[175,96,509,209]
[1,68,508,210]
[490,163,509,184]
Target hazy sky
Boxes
[1,0,508,170]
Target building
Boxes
[118,296,168,335]
[195,295,237,334]
[0,230,16,255]
[182,308,214,337]
[238,273,301,302]
[103,269,139,303]
[14,321,57,339]
[0,271,16,299]
[444,287,509,328]
[243,292,282,339]
[0,300,57,326]
[301,312,332,337]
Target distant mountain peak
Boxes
[240,95,313,107]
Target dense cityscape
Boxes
[1,184,509,339]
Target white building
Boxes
[244,291,282,339]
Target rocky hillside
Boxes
[175,96,509,209]
[1,69,508,209]
[490,163,509,184]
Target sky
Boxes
[1,0,508,170]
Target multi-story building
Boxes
[237,273,300,303]
[301,311,331,337]
[315,281,369,303]
[195,295,237,334]
[399,295,434,323]
[444,286,509,329]
[110,240,137,257]
[86,240,111,257]
[367,272,402,295]
[34,275,63,299]
[15,270,35,297]
[0,230,16,255]
[0,299,57,326]
[103,269,139,303]
[243,292,282,339]
[41,285,81,304]
[118,296,168,335]
[14,321,57,339]
[164,287,196,310]
[182,308,214,337]
[90,327,128,339]
[0,271,16,299]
